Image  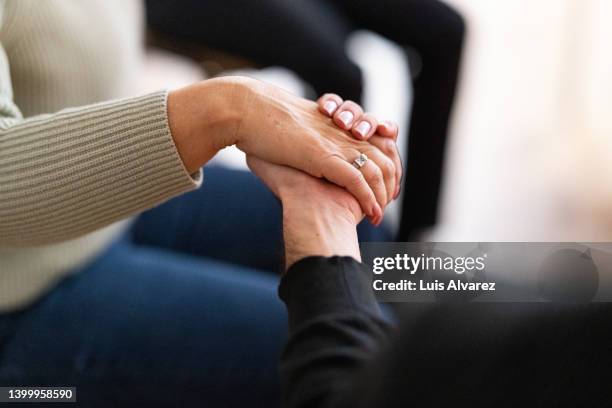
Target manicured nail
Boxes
[323,101,338,115]
[338,111,354,127]
[374,202,382,220]
[354,121,371,138]
[371,210,383,226]
[382,121,396,130]
[369,214,378,226]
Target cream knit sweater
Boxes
[0,0,202,310]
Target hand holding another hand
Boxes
[247,95,400,269]
[168,76,400,224]
[247,156,364,269]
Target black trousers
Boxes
[147,0,466,239]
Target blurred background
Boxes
[141,0,612,242]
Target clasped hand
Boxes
[168,76,401,226]
[247,92,401,268]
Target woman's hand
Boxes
[167,77,400,223]
[246,156,362,269]
[317,93,402,200]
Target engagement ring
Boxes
[352,153,368,169]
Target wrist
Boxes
[281,195,361,270]
[167,78,244,174]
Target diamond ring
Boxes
[352,153,368,169]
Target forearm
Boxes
[279,191,391,407]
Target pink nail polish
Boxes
[370,214,378,226]
[323,101,338,115]
[374,203,382,220]
[383,121,396,130]
[338,111,354,127]
[355,121,371,138]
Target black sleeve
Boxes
[278,256,395,408]
[279,257,612,408]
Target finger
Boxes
[317,93,343,117]
[362,146,396,206]
[370,136,402,200]
[333,100,363,131]
[352,113,378,141]
[359,159,387,215]
[376,121,399,140]
[320,155,382,221]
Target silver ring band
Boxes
[352,153,368,169]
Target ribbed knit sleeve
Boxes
[0,43,202,246]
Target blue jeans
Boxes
[0,167,391,407]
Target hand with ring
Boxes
[168,77,401,225]
[245,93,401,266]
[316,93,403,225]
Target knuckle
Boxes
[344,147,362,160]
[316,157,330,177]
[381,159,395,178]
[343,100,362,112]
[316,151,339,177]
[368,166,384,186]
[348,171,366,189]
[382,139,397,154]
[363,113,377,125]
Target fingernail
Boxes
[394,184,400,200]
[354,121,371,138]
[370,214,379,226]
[323,101,338,115]
[374,202,382,220]
[338,111,354,127]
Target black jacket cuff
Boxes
[279,256,382,329]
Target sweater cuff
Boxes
[279,256,382,329]
[0,90,201,246]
